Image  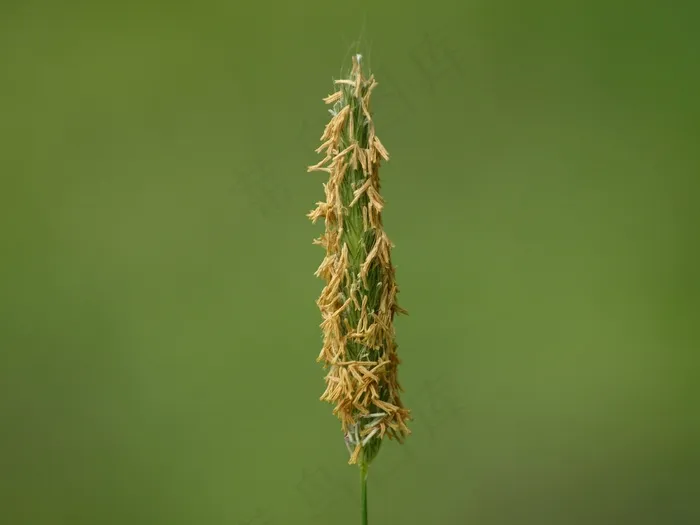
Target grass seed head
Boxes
[308,54,411,467]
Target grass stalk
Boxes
[360,461,368,525]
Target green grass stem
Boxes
[361,461,369,525]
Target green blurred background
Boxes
[1,1,698,524]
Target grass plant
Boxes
[307,53,411,525]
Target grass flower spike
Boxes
[307,54,411,479]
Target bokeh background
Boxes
[1,1,698,524]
